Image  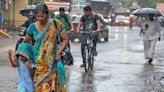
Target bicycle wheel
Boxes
[87,47,92,72]
[90,48,94,71]
[84,46,92,72]
[84,46,89,72]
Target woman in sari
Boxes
[23,4,69,92]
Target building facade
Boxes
[2,0,46,28]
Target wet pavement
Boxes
[0,36,18,92]
[1,26,164,92]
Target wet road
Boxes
[1,26,164,92]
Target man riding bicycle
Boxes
[76,6,100,67]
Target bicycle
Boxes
[81,31,97,72]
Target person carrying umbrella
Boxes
[21,11,37,28]
[140,14,162,64]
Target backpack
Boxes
[83,14,98,31]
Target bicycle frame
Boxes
[81,31,96,72]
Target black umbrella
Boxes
[20,5,36,16]
[132,8,162,16]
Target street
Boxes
[1,26,164,92]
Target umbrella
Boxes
[20,5,36,16]
[132,8,162,16]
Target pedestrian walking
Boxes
[110,14,115,26]
[23,4,68,92]
[129,15,134,29]
[140,14,162,64]
[8,43,35,92]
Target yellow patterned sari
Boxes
[33,19,67,92]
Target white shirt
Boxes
[141,19,162,40]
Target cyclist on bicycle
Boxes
[76,6,100,67]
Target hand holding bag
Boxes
[54,20,74,66]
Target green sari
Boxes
[32,19,67,92]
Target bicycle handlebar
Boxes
[80,31,97,34]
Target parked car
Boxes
[71,15,83,42]
[114,15,130,26]
[71,14,109,42]
[72,15,83,30]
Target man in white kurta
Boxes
[141,14,161,63]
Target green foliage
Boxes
[28,0,33,5]
[149,0,164,8]
[123,0,133,8]
[159,0,164,2]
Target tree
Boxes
[149,0,157,8]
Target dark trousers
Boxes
[81,32,98,62]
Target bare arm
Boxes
[23,34,32,43]
[22,22,35,43]
[96,20,101,32]
[76,21,83,32]
[57,31,69,54]
[8,50,18,67]
[54,19,69,60]
[69,19,75,32]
